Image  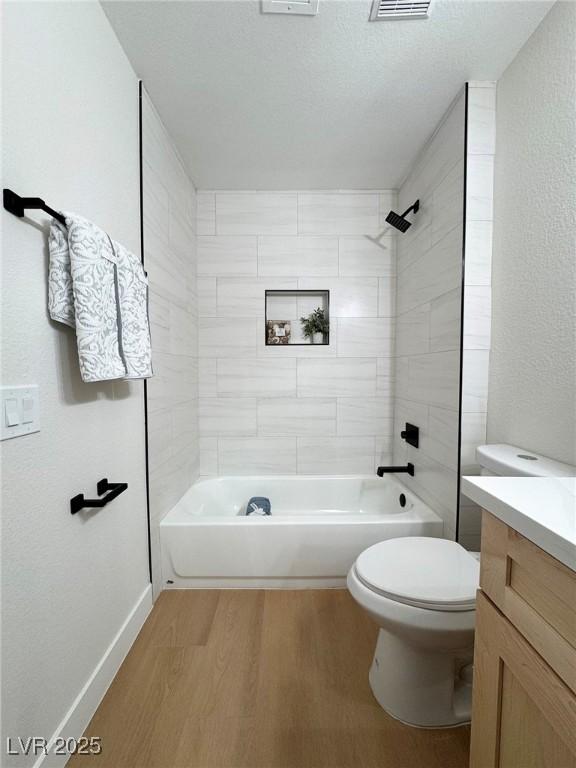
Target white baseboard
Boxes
[164,576,347,589]
[34,584,153,768]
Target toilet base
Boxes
[368,628,473,728]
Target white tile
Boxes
[396,306,430,356]
[466,156,494,221]
[219,437,297,474]
[339,236,395,277]
[199,437,218,476]
[396,212,432,274]
[422,406,459,471]
[199,317,258,358]
[169,203,195,261]
[337,398,393,437]
[378,191,397,227]
[148,407,173,468]
[197,192,216,235]
[431,160,464,246]
[199,359,217,397]
[467,85,496,155]
[216,193,297,235]
[397,225,462,314]
[462,350,489,412]
[147,353,197,415]
[376,358,394,397]
[375,436,394,470]
[258,236,338,277]
[169,302,197,356]
[407,351,460,409]
[461,411,487,471]
[218,358,297,397]
[464,221,492,286]
[297,437,375,474]
[430,288,461,352]
[298,358,377,398]
[337,318,394,357]
[197,277,217,316]
[199,398,257,436]
[378,277,396,318]
[148,288,171,354]
[217,278,297,318]
[197,236,257,277]
[145,229,190,304]
[299,277,378,318]
[258,398,336,436]
[463,286,491,349]
[298,193,379,235]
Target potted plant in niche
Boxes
[300,307,329,344]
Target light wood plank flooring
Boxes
[70,590,470,768]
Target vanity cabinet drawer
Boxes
[479,511,576,692]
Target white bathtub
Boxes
[160,475,444,588]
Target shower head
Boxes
[385,200,420,233]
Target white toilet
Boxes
[347,537,478,728]
[348,442,574,729]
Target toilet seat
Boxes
[355,537,479,612]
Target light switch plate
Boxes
[0,385,40,441]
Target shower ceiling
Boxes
[103,0,553,190]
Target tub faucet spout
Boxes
[377,463,414,477]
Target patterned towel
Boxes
[48,215,153,383]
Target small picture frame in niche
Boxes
[266,320,291,345]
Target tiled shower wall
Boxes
[459,82,495,550]
[392,91,466,540]
[196,191,397,477]
[142,90,199,596]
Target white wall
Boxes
[392,93,466,540]
[142,91,199,597]
[488,1,576,465]
[1,3,150,764]
[197,191,396,476]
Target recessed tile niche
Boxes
[265,289,330,346]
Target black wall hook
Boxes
[70,478,128,515]
[3,188,66,226]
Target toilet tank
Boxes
[476,444,576,477]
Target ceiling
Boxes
[103,0,553,190]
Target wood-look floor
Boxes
[70,590,470,768]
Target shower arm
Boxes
[377,464,415,477]
[400,200,420,219]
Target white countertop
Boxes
[461,476,576,572]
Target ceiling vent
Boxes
[369,0,432,21]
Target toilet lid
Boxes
[355,538,479,611]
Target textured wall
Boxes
[392,93,466,540]
[1,3,150,763]
[142,92,199,597]
[197,191,397,476]
[488,2,576,465]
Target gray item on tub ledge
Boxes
[246,497,271,516]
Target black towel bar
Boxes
[70,478,128,515]
[3,188,66,226]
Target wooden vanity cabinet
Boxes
[469,512,576,768]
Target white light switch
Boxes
[1,386,40,440]
[4,399,19,427]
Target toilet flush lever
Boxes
[400,423,419,448]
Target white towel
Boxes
[48,214,153,383]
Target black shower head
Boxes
[385,200,420,233]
